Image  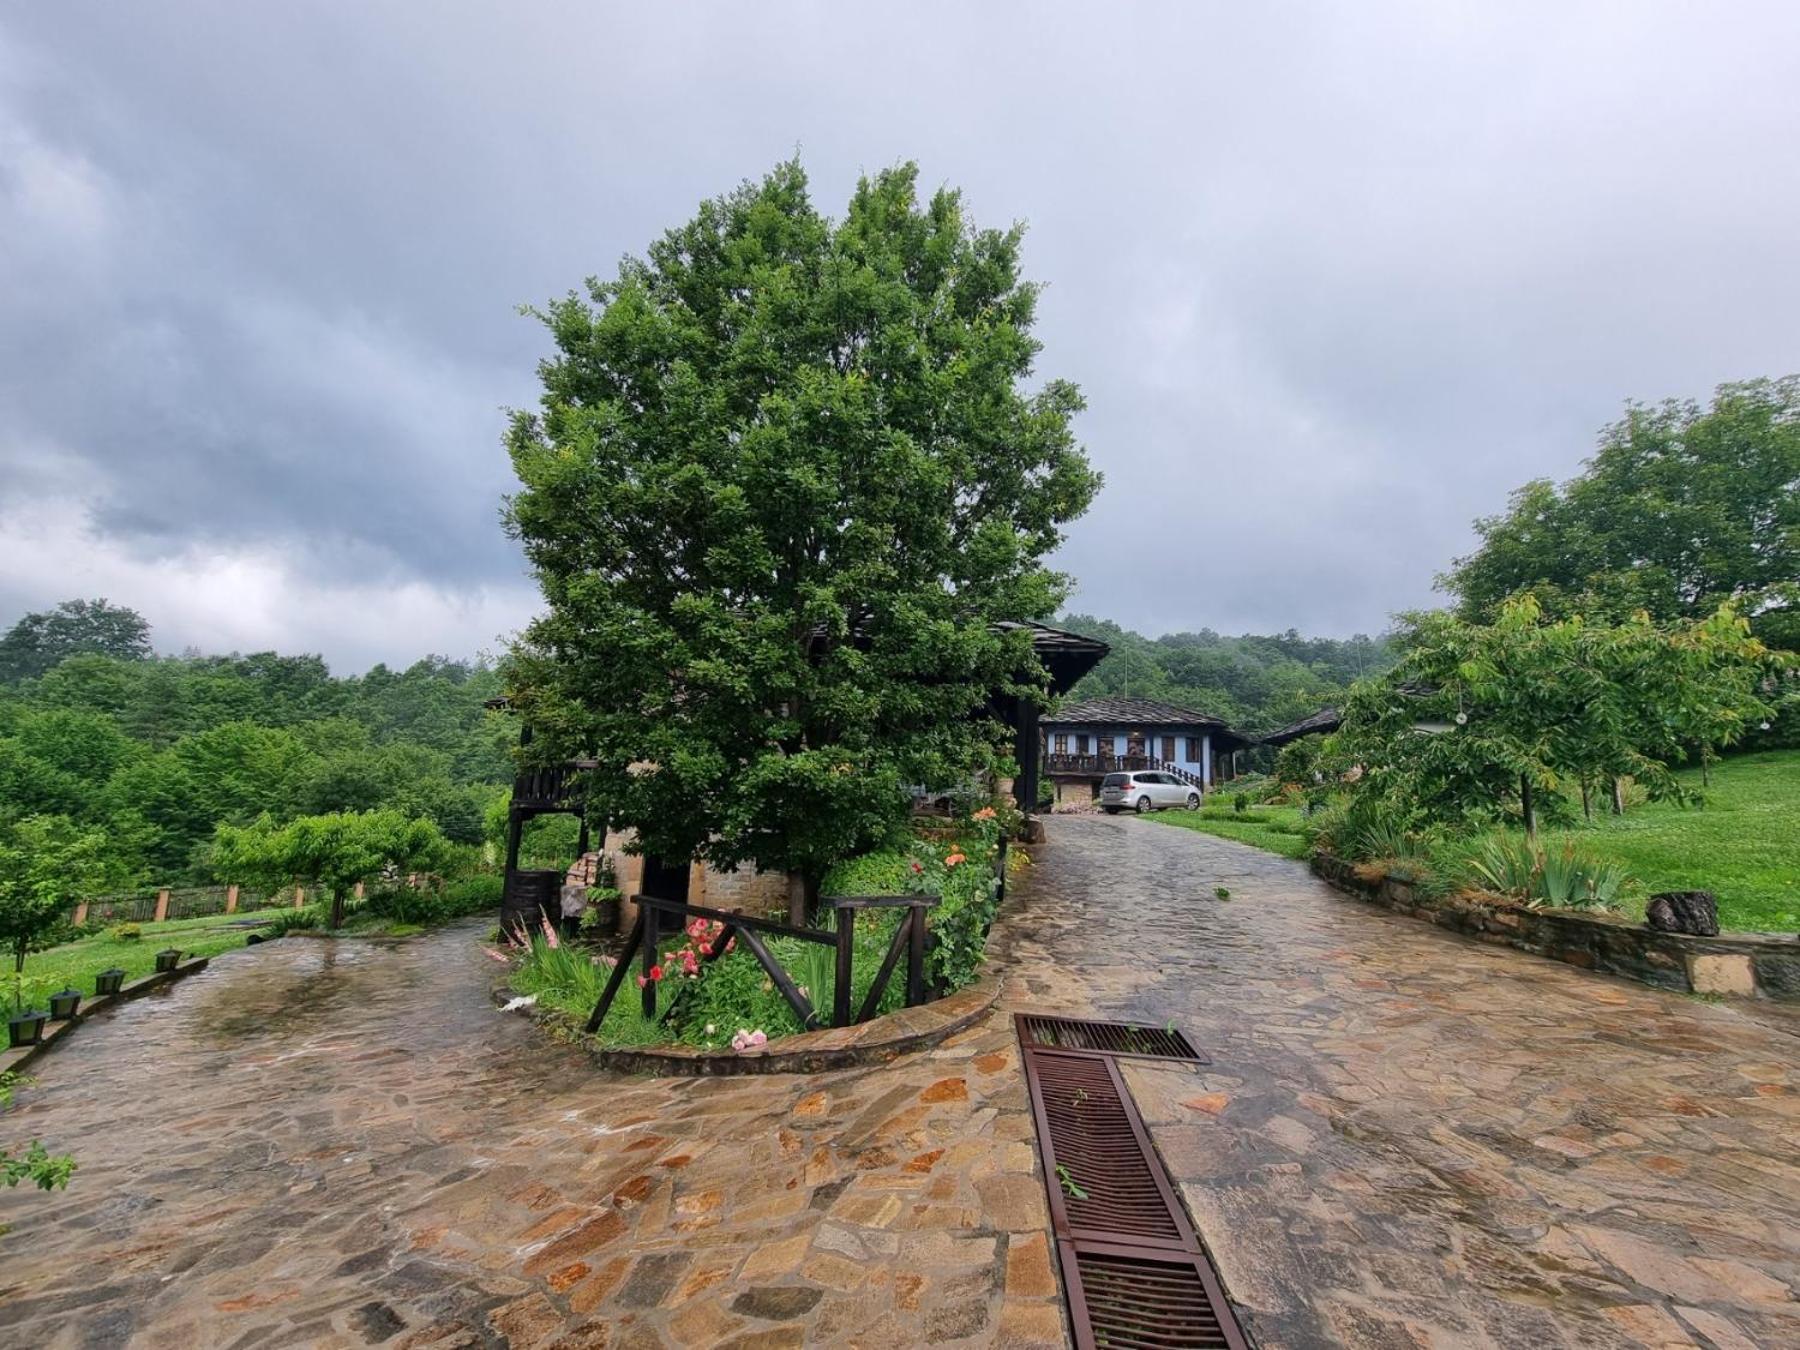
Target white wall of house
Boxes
[1045,725,1218,784]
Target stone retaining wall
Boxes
[1310,853,1800,1002]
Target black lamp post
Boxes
[48,988,81,1020]
[7,1009,47,1048]
[95,968,126,997]
[154,948,182,973]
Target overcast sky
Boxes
[3,3,1797,671]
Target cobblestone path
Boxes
[1001,815,1799,1349]
[1,816,1795,1348]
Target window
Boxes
[1053,733,1068,754]
[1187,736,1204,761]
[1161,736,1176,762]
[1075,733,1089,755]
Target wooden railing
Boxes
[512,763,584,812]
[585,893,938,1035]
[1043,754,1207,788]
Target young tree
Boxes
[212,810,447,928]
[1334,598,1782,833]
[0,816,106,985]
[504,161,1099,914]
[0,599,152,683]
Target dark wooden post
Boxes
[641,907,658,1018]
[905,901,927,1007]
[1520,774,1536,839]
[833,904,854,1028]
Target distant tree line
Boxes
[1055,615,1393,735]
[0,600,513,888]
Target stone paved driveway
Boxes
[1,816,1795,1348]
[1001,815,1800,1349]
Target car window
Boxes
[1101,773,1128,787]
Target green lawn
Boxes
[10,906,292,1006]
[1146,803,1311,859]
[1534,749,1799,932]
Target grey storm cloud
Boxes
[2,2,1798,669]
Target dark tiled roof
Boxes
[1260,706,1342,746]
[1042,696,1232,729]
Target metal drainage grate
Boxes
[1017,1013,1246,1350]
[1072,1243,1241,1349]
[1018,1013,1209,1063]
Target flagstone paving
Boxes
[1,814,1795,1348]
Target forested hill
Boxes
[0,616,512,887]
[1056,614,1395,734]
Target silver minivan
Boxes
[1101,771,1201,814]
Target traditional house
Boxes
[1039,696,1255,805]
[1260,706,1341,747]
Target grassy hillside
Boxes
[1146,751,1798,932]
[1539,750,1798,932]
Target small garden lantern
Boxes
[48,988,82,1020]
[8,1009,47,1048]
[154,948,182,973]
[95,968,126,996]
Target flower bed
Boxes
[500,810,1013,1058]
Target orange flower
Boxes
[945,852,967,867]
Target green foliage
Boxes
[504,159,1099,893]
[1058,614,1392,735]
[0,624,511,889]
[1442,376,1800,653]
[0,815,107,977]
[0,598,150,683]
[1462,835,1629,911]
[107,922,142,942]
[509,936,665,1046]
[212,810,448,928]
[2,1068,77,1198]
[1333,596,1786,832]
[260,906,323,936]
[1151,804,1312,860]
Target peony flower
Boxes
[649,964,664,981]
[698,942,713,957]
[973,806,996,820]
[945,852,967,867]
[635,975,648,989]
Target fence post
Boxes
[294,885,305,910]
[224,885,239,915]
[154,889,170,923]
[833,903,854,1028]
[74,901,89,926]
[905,900,927,1007]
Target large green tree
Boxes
[504,161,1099,912]
[212,810,448,929]
[1441,377,1800,650]
[0,599,151,683]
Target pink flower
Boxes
[910,860,924,874]
[540,915,560,949]
[725,937,736,953]
[698,942,713,957]
[483,947,511,964]
[945,852,967,867]
[635,975,648,989]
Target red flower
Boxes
[910,860,924,873]
[649,964,664,981]
[698,942,713,957]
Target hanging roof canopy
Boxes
[1259,706,1342,746]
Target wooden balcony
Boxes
[510,760,598,813]
[1043,753,1207,788]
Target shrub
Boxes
[1233,792,1249,815]
[107,922,142,943]
[442,874,503,916]
[1464,835,1628,911]
[262,906,323,936]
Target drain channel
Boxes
[1017,1013,1246,1350]
[1018,1013,1209,1063]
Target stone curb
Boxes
[493,973,1003,1076]
[1311,851,1800,1002]
[1,957,212,1076]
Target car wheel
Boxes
[1135,795,1152,813]
[1186,792,1200,810]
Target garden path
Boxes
[0,818,1794,1348]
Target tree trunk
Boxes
[329,886,347,930]
[1520,774,1536,840]
[1612,777,1626,815]
[786,871,819,929]
[1580,782,1592,822]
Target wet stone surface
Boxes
[2,816,1796,1348]
[999,815,1800,1349]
